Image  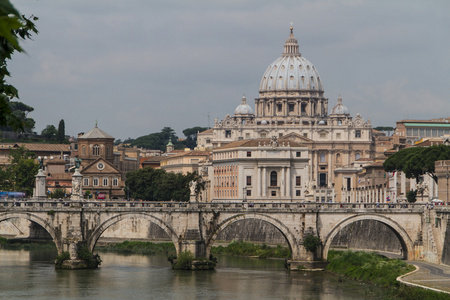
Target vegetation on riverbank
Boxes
[0,237,56,251]
[327,250,450,300]
[96,241,176,256]
[211,241,290,258]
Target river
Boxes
[0,249,390,299]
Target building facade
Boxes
[197,26,374,201]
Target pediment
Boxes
[80,158,121,175]
[281,132,313,144]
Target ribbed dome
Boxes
[259,26,324,92]
[234,95,253,115]
[331,96,350,115]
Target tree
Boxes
[41,124,57,140]
[57,119,65,142]
[182,126,209,149]
[374,126,395,136]
[125,167,204,201]
[0,146,39,195]
[0,1,38,132]
[383,145,450,184]
[130,127,183,151]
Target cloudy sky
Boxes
[10,0,450,140]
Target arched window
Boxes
[93,144,100,156]
[355,152,361,160]
[270,171,277,187]
[336,153,342,164]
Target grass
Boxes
[0,237,56,251]
[327,250,450,300]
[211,241,290,258]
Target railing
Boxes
[0,198,437,212]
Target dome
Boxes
[331,96,350,115]
[234,95,253,115]
[259,26,324,92]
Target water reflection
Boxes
[0,249,389,299]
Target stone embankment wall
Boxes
[330,220,402,254]
[442,222,450,265]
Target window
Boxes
[320,153,326,163]
[288,103,295,112]
[83,178,89,186]
[245,133,250,138]
[296,152,301,157]
[93,178,99,186]
[303,133,308,138]
[247,151,251,157]
[271,191,277,196]
[103,178,108,186]
[355,152,361,160]
[336,133,341,139]
[277,103,282,112]
[93,144,100,156]
[225,130,231,138]
[113,178,118,186]
[246,189,251,196]
[296,176,301,186]
[107,146,111,156]
[260,133,266,138]
[206,139,211,144]
[270,171,277,186]
[336,153,342,163]
[320,132,327,138]
[355,130,361,138]
[296,190,301,196]
[246,176,252,186]
[82,145,86,156]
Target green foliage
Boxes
[0,146,39,195]
[172,250,194,270]
[97,241,175,256]
[303,235,321,253]
[0,1,38,132]
[50,188,67,199]
[182,126,209,149]
[384,145,450,184]
[41,124,57,140]
[55,251,70,268]
[327,250,414,287]
[57,119,65,142]
[327,250,449,299]
[406,189,417,203]
[84,190,91,199]
[210,241,291,258]
[125,167,204,201]
[374,126,394,134]
[130,127,183,151]
[77,242,101,269]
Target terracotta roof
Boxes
[141,156,164,163]
[18,143,70,152]
[78,125,114,139]
[198,128,213,135]
[163,150,211,159]
[214,138,306,150]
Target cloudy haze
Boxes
[9,0,450,140]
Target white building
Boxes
[210,138,309,202]
[198,26,374,201]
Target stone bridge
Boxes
[1,200,449,269]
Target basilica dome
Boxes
[234,95,253,115]
[259,27,324,93]
[331,96,350,115]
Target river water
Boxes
[0,249,390,299]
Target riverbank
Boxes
[0,237,56,251]
[327,250,450,300]
[211,241,290,258]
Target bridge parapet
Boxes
[0,199,429,213]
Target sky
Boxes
[9,0,450,141]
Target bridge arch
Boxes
[88,212,180,254]
[206,213,299,259]
[0,212,61,253]
[322,214,414,260]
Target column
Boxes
[257,167,262,197]
[393,172,397,202]
[401,172,406,196]
[281,167,285,197]
[262,167,267,197]
[286,167,291,198]
[328,151,332,187]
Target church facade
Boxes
[197,26,375,202]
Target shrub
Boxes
[77,242,101,269]
[172,250,194,270]
[55,251,70,268]
[303,235,320,253]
